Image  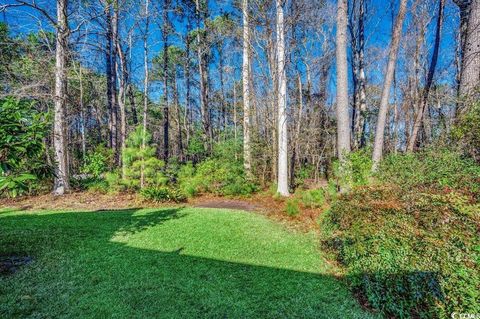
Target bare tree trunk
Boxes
[113,0,127,179]
[276,0,289,196]
[219,46,226,132]
[290,72,303,188]
[76,62,86,161]
[184,19,192,150]
[195,0,212,152]
[106,2,118,162]
[162,0,170,161]
[173,72,184,161]
[141,0,150,189]
[233,83,238,160]
[336,0,351,161]
[372,0,407,170]
[53,0,70,195]
[350,0,367,149]
[407,0,445,151]
[458,0,480,101]
[242,0,252,178]
[128,32,138,125]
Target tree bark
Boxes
[141,0,150,189]
[113,0,127,178]
[372,0,407,170]
[242,0,252,178]
[350,0,367,149]
[458,0,480,101]
[336,0,351,161]
[53,0,70,195]
[407,0,445,151]
[162,0,170,161]
[195,0,212,152]
[276,0,289,196]
[105,2,118,162]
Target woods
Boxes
[1,0,478,195]
[0,0,479,318]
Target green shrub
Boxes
[0,98,51,197]
[140,186,186,203]
[377,149,480,198]
[452,102,480,162]
[294,165,315,188]
[332,148,373,191]
[321,185,480,318]
[0,173,37,198]
[81,146,112,178]
[104,171,124,192]
[301,189,325,208]
[285,198,300,216]
[177,158,258,197]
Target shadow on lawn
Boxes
[0,208,420,318]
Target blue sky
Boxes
[1,0,460,107]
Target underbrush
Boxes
[139,186,186,203]
[377,149,480,198]
[177,139,258,197]
[321,150,480,318]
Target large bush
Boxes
[377,149,480,199]
[452,102,480,162]
[332,148,373,191]
[81,145,113,178]
[177,139,257,197]
[0,98,50,197]
[321,151,480,318]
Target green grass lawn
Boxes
[0,207,378,318]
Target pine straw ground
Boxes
[0,191,325,232]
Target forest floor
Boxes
[0,191,323,231]
[0,206,379,318]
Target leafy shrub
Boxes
[321,184,480,318]
[294,165,315,188]
[300,188,325,208]
[377,149,480,198]
[452,102,480,162]
[285,198,300,216]
[0,173,37,198]
[332,148,373,191]
[81,146,112,178]
[140,186,186,203]
[176,138,257,197]
[177,158,257,197]
[0,98,50,197]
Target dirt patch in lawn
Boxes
[0,255,33,275]
[192,193,323,231]
[194,198,259,211]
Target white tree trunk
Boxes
[459,0,480,100]
[195,0,211,150]
[141,0,149,189]
[335,0,351,161]
[276,0,289,196]
[242,0,252,178]
[53,0,70,195]
[113,0,127,179]
[372,0,407,170]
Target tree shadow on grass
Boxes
[0,208,382,318]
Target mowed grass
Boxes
[0,207,378,318]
